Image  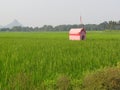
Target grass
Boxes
[0,31,120,89]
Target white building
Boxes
[69,28,86,40]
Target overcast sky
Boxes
[0,0,120,27]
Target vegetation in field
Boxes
[0,20,120,32]
[0,31,120,89]
[81,63,120,90]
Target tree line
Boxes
[0,20,120,32]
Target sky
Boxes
[0,0,120,27]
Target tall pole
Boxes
[80,16,84,28]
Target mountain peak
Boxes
[0,25,3,28]
[13,19,18,22]
[4,19,23,28]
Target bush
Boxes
[81,64,120,90]
[56,75,73,90]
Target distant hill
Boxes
[0,25,3,28]
[4,19,23,29]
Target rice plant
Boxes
[0,31,120,89]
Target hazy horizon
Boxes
[0,0,120,27]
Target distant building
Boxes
[69,28,86,40]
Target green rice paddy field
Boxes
[0,31,120,89]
